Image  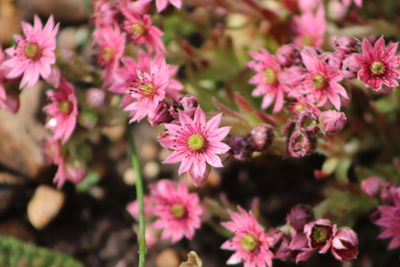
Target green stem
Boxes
[127,123,146,267]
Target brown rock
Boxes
[27,185,65,230]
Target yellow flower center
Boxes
[24,42,41,60]
[187,134,206,151]
[101,47,114,63]
[240,234,259,251]
[132,23,146,37]
[264,68,278,84]
[300,35,314,46]
[138,83,156,97]
[311,225,331,245]
[171,203,187,219]
[370,61,385,76]
[312,74,327,89]
[58,100,73,115]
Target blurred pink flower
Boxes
[374,193,400,249]
[159,107,230,186]
[304,219,337,254]
[155,0,182,12]
[92,0,118,28]
[150,179,203,242]
[4,15,59,88]
[331,228,358,261]
[93,25,126,73]
[300,47,348,110]
[293,7,326,49]
[221,207,274,267]
[124,53,179,122]
[121,8,165,53]
[44,78,78,144]
[342,0,362,7]
[298,0,323,12]
[361,176,384,198]
[355,37,400,90]
[248,49,287,113]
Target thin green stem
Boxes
[127,123,146,267]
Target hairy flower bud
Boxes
[341,54,362,79]
[228,136,253,161]
[319,110,347,135]
[332,36,360,54]
[250,124,274,151]
[361,176,384,198]
[148,103,172,126]
[331,228,359,261]
[286,205,315,232]
[297,111,319,135]
[288,130,316,158]
[276,44,301,67]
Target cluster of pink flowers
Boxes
[362,177,400,249]
[127,179,203,246]
[221,205,358,267]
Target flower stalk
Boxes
[127,123,146,267]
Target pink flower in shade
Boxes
[93,25,126,71]
[292,7,326,49]
[150,179,203,242]
[342,0,362,7]
[159,107,230,186]
[120,7,165,53]
[123,53,181,122]
[155,0,182,12]
[248,49,287,113]
[43,78,78,144]
[110,51,182,99]
[300,47,348,110]
[288,232,316,263]
[361,176,384,198]
[374,193,400,249]
[221,207,274,267]
[4,15,59,88]
[331,228,359,261]
[355,37,400,91]
[304,219,337,254]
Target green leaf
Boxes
[0,235,83,267]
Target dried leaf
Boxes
[180,251,202,267]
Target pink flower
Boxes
[221,207,274,267]
[150,179,203,242]
[298,0,323,12]
[248,49,287,113]
[93,25,126,71]
[293,7,326,48]
[120,8,165,53]
[374,194,400,249]
[304,219,337,253]
[159,107,230,186]
[43,78,78,143]
[319,110,347,135]
[300,47,348,110]
[123,53,181,122]
[355,37,400,91]
[4,15,59,88]
[361,176,384,198]
[155,0,182,12]
[331,228,358,261]
[111,51,182,98]
[92,0,118,28]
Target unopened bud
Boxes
[228,136,253,161]
[276,44,301,67]
[149,103,172,126]
[332,36,360,54]
[319,110,346,135]
[286,204,315,232]
[250,124,274,151]
[288,130,316,158]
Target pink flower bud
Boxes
[297,111,319,134]
[148,103,172,126]
[319,110,347,135]
[361,176,384,197]
[228,136,253,161]
[320,52,342,71]
[250,124,274,151]
[341,54,362,79]
[331,228,358,261]
[86,88,106,107]
[288,130,316,158]
[332,36,360,54]
[304,219,337,253]
[286,205,315,232]
[276,44,301,67]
